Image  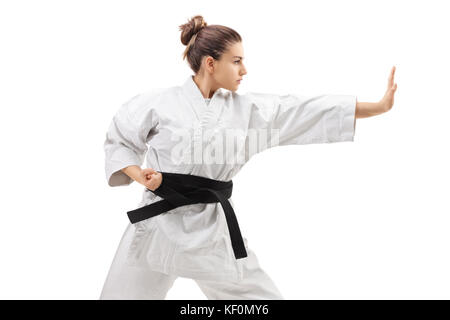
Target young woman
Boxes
[100,15,397,300]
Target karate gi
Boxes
[100,75,356,299]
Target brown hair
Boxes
[179,15,242,74]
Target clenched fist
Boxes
[139,168,163,191]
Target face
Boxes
[207,41,247,92]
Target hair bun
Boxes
[179,15,208,46]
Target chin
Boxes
[223,86,235,92]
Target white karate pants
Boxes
[99,225,284,300]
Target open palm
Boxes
[380,66,398,112]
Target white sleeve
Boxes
[104,92,160,187]
[244,92,356,149]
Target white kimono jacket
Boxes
[104,75,357,282]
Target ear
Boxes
[204,56,215,73]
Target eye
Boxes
[234,60,240,64]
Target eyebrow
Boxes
[232,56,244,59]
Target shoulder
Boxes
[137,87,172,105]
[120,87,172,115]
[231,90,281,109]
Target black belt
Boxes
[126,172,248,260]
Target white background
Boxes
[1,0,449,299]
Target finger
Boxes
[150,181,158,190]
[146,170,156,176]
[388,67,394,88]
[389,65,395,78]
[143,168,156,174]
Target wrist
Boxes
[121,165,144,184]
[135,171,145,185]
[377,99,388,114]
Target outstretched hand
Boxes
[139,168,163,191]
[379,66,398,112]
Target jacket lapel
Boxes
[180,75,227,169]
[181,75,225,125]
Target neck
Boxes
[192,74,218,99]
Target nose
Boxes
[240,62,247,76]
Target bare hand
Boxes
[139,168,163,191]
[379,66,398,112]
